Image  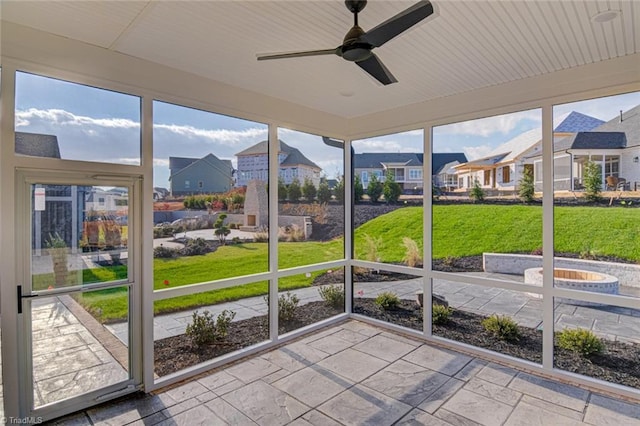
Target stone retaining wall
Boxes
[483,252,640,289]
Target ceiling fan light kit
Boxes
[257,0,434,85]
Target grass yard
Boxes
[355,205,640,262]
[67,204,638,323]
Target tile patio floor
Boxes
[51,319,640,426]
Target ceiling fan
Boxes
[257,0,434,86]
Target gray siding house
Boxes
[169,154,234,196]
[354,152,468,193]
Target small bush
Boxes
[518,168,535,203]
[367,173,383,203]
[318,284,345,308]
[432,304,452,325]
[302,177,317,201]
[253,227,269,242]
[482,315,520,341]
[317,181,332,203]
[277,292,299,322]
[362,234,382,263]
[375,291,400,310]
[154,244,179,258]
[469,180,485,202]
[383,171,402,204]
[557,328,604,356]
[579,244,599,260]
[278,225,305,242]
[583,160,602,202]
[185,309,236,346]
[181,237,209,256]
[153,224,175,239]
[288,178,302,202]
[402,237,422,267]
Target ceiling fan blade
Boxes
[361,1,434,47]
[257,48,339,61]
[356,53,398,85]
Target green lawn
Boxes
[355,205,639,262]
[68,204,638,323]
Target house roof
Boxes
[553,104,640,151]
[15,131,61,159]
[236,140,321,170]
[455,153,510,170]
[554,111,605,133]
[170,153,233,180]
[354,152,468,173]
[169,156,198,172]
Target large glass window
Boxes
[431,109,544,363]
[276,129,344,270]
[352,130,424,267]
[15,72,141,164]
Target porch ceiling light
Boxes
[591,10,621,23]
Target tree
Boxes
[277,177,287,201]
[367,173,383,203]
[383,171,402,204]
[317,180,332,203]
[518,167,535,203]
[469,180,485,202]
[334,176,345,203]
[288,178,302,202]
[213,213,231,245]
[302,177,317,201]
[583,160,602,202]
[354,175,364,202]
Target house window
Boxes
[198,181,204,189]
[185,180,190,189]
[373,170,383,179]
[534,161,543,183]
[409,169,422,180]
[604,156,620,177]
[483,170,491,186]
[98,197,105,206]
[459,178,464,187]
[502,166,510,183]
[361,171,369,182]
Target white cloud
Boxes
[16,108,140,129]
[352,139,417,152]
[435,110,541,137]
[154,123,267,146]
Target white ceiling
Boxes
[2,0,638,118]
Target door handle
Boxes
[17,285,38,314]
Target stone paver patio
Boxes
[51,319,640,425]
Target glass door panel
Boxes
[18,174,139,418]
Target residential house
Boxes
[169,154,234,196]
[528,104,640,191]
[454,112,605,193]
[235,140,321,187]
[15,131,62,158]
[354,152,468,193]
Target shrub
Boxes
[154,244,179,258]
[288,178,302,202]
[153,224,175,238]
[402,237,422,267]
[579,244,599,260]
[367,173,383,203]
[383,171,402,204]
[277,177,288,201]
[253,226,269,242]
[317,181,332,203]
[432,304,452,325]
[518,167,535,203]
[318,284,345,308]
[278,225,305,242]
[214,213,230,245]
[302,177,317,201]
[277,292,299,322]
[362,234,382,263]
[482,315,520,341]
[334,176,345,203]
[557,328,604,356]
[181,237,209,256]
[375,291,400,310]
[469,180,485,202]
[185,309,236,346]
[354,175,364,202]
[583,160,602,202]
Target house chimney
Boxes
[620,110,623,122]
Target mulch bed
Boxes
[155,298,639,390]
[353,298,640,389]
[154,302,343,376]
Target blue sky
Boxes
[14,72,640,187]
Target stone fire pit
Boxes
[524,267,619,306]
